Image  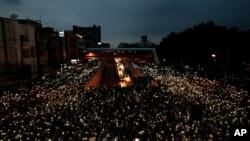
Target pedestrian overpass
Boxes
[79,47,160,64]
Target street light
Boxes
[211,53,216,62]
[98,42,102,48]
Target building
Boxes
[63,25,102,63]
[36,27,63,75]
[64,30,79,63]
[99,42,110,48]
[0,17,42,87]
[73,25,101,48]
[118,35,157,48]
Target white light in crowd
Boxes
[134,138,140,141]
[71,59,79,64]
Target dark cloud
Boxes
[1,0,250,47]
[4,0,22,4]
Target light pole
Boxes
[223,47,229,86]
[210,53,217,80]
[211,53,216,61]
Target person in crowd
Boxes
[0,59,249,140]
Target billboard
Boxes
[59,30,64,37]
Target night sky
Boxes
[1,0,250,47]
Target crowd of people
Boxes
[0,58,249,141]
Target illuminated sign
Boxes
[59,31,64,37]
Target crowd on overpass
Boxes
[0,58,249,140]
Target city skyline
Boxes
[1,0,250,47]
